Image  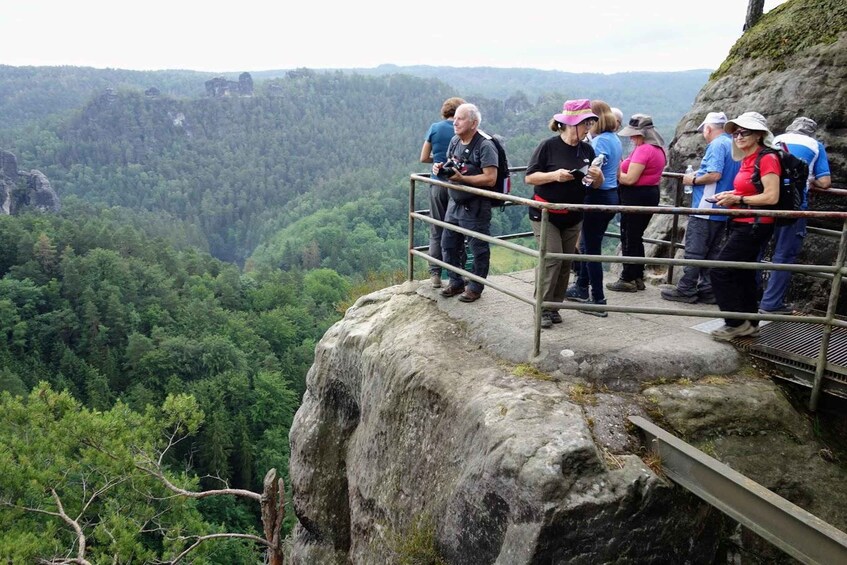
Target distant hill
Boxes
[2,65,708,143]
[1,66,709,271]
[0,65,218,130]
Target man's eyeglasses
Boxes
[731,129,757,139]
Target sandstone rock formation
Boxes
[205,72,254,97]
[288,282,847,563]
[0,149,60,215]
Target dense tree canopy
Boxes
[0,65,703,562]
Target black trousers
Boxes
[619,185,659,282]
[711,222,775,327]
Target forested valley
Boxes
[0,66,705,562]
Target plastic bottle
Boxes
[583,154,606,186]
[683,164,694,195]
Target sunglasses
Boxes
[731,129,757,139]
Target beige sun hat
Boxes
[724,111,775,161]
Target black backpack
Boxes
[751,144,808,226]
[477,130,511,201]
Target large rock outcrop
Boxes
[288,282,847,563]
[0,149,60,215]
[289,284,722,564]
[641,0,847,312]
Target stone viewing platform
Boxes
[421,269,742,392]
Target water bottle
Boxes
[583,154,606,186]
[683,165,694,195]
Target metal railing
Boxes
[630,416,847,564]
[407,170,847,411]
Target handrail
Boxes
[630,416,847,565]
[407,171,847,411]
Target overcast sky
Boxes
[2,0,787,74]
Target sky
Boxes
[1,0,788,74]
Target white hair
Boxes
[456,103,482,127]
[611,107,624,124]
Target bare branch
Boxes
[77,476,128,519]
[50,489,93,565]
[167,533,270,564]
[136,462,261,503]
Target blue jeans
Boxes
[759,218,806,311]
[427,180,450,276]
[712,222,774,327]
[442,199,491,293]
[575,189,619,301]
[676,217,727,297]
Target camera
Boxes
[438,160,458,178]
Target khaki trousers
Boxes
[531,218,582,309]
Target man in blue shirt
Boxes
[420,97,465,288]
[662,112,740,304]
[759,116,832,314]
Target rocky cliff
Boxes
[643,0,847,312]
[288,281,847,564]
[0,149,60,215]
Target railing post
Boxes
[666,177,683,284]
[533,207,549,359]
[407,176,416,282]
[809,217,847,411]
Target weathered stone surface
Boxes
[24,170,60,213]
[646,377,847,534]
[289,284,723,564]
[643,377,810,440]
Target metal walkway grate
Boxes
[733,312,847,399]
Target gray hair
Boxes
[456,103,482,127]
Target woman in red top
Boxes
[710,112,781,341]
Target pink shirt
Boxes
[621,143,666,186]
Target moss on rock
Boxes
[712,0,847,79]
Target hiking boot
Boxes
[430,274,442,289]
[697,292,717,305]
[458,289,482,303]
[440,285,465,298]
[635,278,646,291]
[606,279,637,293]
[711,321,755,341]
[565,284,589,303]
[540,311,553,329]
[660,288,697,303]
[579,297,609,318]
[550,310,563,324]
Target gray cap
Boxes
[785,116,818,137]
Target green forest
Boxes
[0,65,705,562]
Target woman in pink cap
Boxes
[525,99,605,328]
